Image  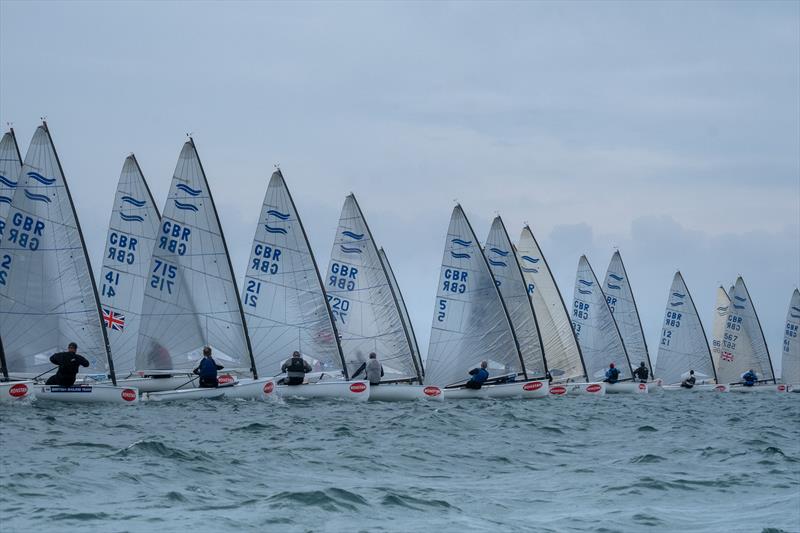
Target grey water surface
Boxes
[1,393,799,532]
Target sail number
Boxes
[660,329,672,346]
[5,212,45,251]
[329,262,357,291]
[251,244,281,274]
[244,279,261,307]
[107,231,138,265]
[722,332,738,350]
[573,301,590,320]
[606,296,617,313]
[786,322,798,353]
[442,269,467,293]
[0,254,10,286]
[101,269,121,297]
[327,294,350,323]
[151,259,177,293]
[158,220,191,256]
[437,298,447,322]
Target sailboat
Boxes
[0,123,138,403]
[325,194,438,401]
[572,256,644,394]
[140,139,273,401]
[425,206,547,399]
[654,272,728,392]
[241,172,368,401]
[516,226,605,395]
[710,286,730,371]
[782,289,800,392]
[603,251,654,389]
[717,277,784,393]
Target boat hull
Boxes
[368,384,443,402]
[730,384,790,393]
[661,384,730,392]
[276,380,370,401]
[444,380,548,399]
[114,375,197,392]
[605,382,649,394]
[0,381,35,402]
[549,382,606,396]
[222,378,276,400]
[35,385,139,404]
[143,387,226,402]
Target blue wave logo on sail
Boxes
[489,247,509,256]
[521,267,538,273]
[264,224,287,235]
[119,213,144,222]
[733,304,745,309]
[578,279,593,287]
[669,301,684,307]
[672,292,686,298]
[716,306,728,315]
[27,172,55,185]
[791,313,800,319]
[0,175,17,188]
[174,200,199,212]
[488,258,507,267]
[24,189,51,203]
[792,306,800,313]
[607,283,621,290]
[451,238,472,247]
[121,195,146,207]
[521,255,540,264]
[0,195,11,204]
[578,288,592,295]
[340,245,362,254]
[450,251,471,259]
[734,296,747,302]
[267,209,290,220]
[176,184,202,196]
[608,273,624,282]
[342,231,364,240]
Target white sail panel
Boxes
[716,277,776,384]
[781,289,800,384]
[0,130,22,243]
[325,195,417,380]
[654,272,716,384]
[571,256,632,381]
[517,226,586,381]
[379,248,424,380]
[0,124,111,376]
[710,286,730,371]
[425,206,522,387]
[243,170,344,376]
[603,251,652,375]
[98,156,161,376]
[136,140,253,374]
[485,217,546,378]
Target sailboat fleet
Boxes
[0,123,797,403]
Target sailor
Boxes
[281,351,312,386]
[604,363,620,384]
[45,342,89,387]
[632,361,649,383]
[351,352,384,386]
[681,370,696,389]
[464,360,489,389]
[193,346,224,388]
[742,369,757,387]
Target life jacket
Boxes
[470,368,489,385]
[197,357,218,378]
[285,357,308,379]
[607,367,620,382]
[365,359,383,385]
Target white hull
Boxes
[143,387,226,402]
[549,382,606,396]
[0,381,35,402]
[605,382,650,394]
[661,383,730,392]
[35,385,139,404]
[114,375,197,393]
[276,380,370,401]
[730,384,790,393]
[368,384,443,402]
[444,380,548,399]
[222,378,276,400]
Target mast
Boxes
[586,255,633,380]
[0,128,22,381]
[740,277,776,384]
[189,138,258,379]
[613,251,654,375]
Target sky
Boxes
[1,1,798,376]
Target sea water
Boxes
[1,393,798,532]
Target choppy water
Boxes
[1,393,799,532]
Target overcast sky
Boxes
[2,1,798,376]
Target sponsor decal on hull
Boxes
[639,383,647,391]
[423,386,441,397]
[715,385,727,392]
[586,383,602,393]
[777,384,787,392]
[8,383,29,397]
[218,374,235,385]
[121,389,137,402]
[549,385,567,395]
[48,386,92,393]
[523,381,543,391]
[263,381,274,394]
[350,382,367,393]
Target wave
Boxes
[672,292,686,298]
[114,439,212,462]
[578,279,593,286]
[0,174,18,187]
[488,258,507,267]
[450,251,470,259]
[669,301,684,307]
[607,283,621,290]
[521,255,540,263]
[379,490,459,511]
[24,189,51,203]
[120,213,144,222]
[340,245,362,254]
[489,247,509,256]
[267,209,290,220]
[0,195,11,204]
[451,238,471,247]
[578,288,592,295]
[264,224,287,234]
[176,183,202,196]
[734,295,747,302]
[121,195,146,207]
[733,304,745,309]
[266,488,368,512]
[792,306,800,313]
[521,267,538,273]
[608,273,624,281]
[27,171,55,185]
[342,230,364,240]
[174,200,198,212]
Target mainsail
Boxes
[781,289,800,384]
[0,123,115,382]
[517,226,586,381]
[710,286,730,370]
[379,247,424,380]
[425,205,523,387]
[603,251,652,375]
[136,139,255,376]
[0,129,22,242]
[98,155,161,376]
[485,217,547,378]
[325,195,420,381]
[716,277,776,384]
[243,170,345,377]
[654,272,716,384]
[571,255,632,381]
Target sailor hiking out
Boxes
[681,370,696,389]
[632,362,649,383]
[193,346,224,388]
[604,363,620,384]
[46,343,90,387]
[352,352,384,386]
[281,351,312,386]
[741,369,757,387]
[464,361,489,390]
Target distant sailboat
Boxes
[710,286,730,371]
[0,123,137,403]
[782,289,800,391]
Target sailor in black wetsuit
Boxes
[632,362,649,383]
[280,351,312,385]
[193,346,224,388]
[46,342,90,386]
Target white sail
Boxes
[325,195,419,381]
[485,217,546,378]
[716,277,776,384]
[781,289,800,384]
[98,155,161,376]
[654,272,716,384]
[425,205,522,387]
[136,140,254,375]
[710,286,730,370]
[243,170,345,377]
[571,255,632,381]
[379,247,424,380]
[517,226,586,381]
[603,251,652,375]
[0,129,23,243]
[0,123,112,378]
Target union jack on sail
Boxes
[103,308,125,331]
